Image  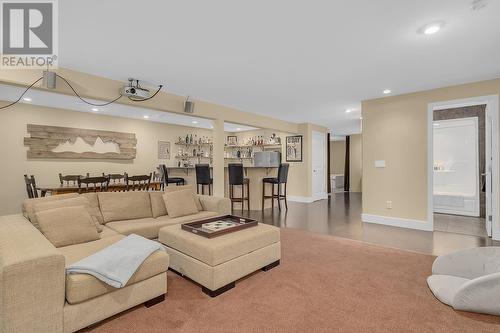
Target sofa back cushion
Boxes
[81,193,104,224]
[23,193,80,230]
[149,192,168,218]
[34,196,103,232]
[98,192,153,223]
[36,206,101,247]
[163,189,199,218]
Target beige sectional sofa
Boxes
[0,186,230,333]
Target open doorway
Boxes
[428,95,499,239]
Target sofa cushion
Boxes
[150,192,167,218]
[81,193,104,224]
[58,235,169,304]
[34,196,103,232]
[159,223,280,266]
[106,211,221,239]
[164,185,203,211]
[36,206,101,248]
[163,189,199,218]
[106,217,172,239]
[98,192,152,223]
[23,193,80,230]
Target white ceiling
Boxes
[0,84,259,132]
[55,0,500,135]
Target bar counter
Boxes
[167,166,280,210]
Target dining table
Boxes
[36,181,164,197]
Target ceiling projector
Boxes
[120,78,151,99]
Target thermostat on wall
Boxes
[375,160,386,168]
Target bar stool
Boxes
[262,163,289,211]
[160,164,185,187]
[195,164,213,195]
[228,163,250,212]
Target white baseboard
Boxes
[362,214,433,231]
[287,196,316,203]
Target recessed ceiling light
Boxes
[192,121,198,124]
[359,116,363,120]
[91,107,99,112]
[345,109,353,113]
[22,97,31,102]
[383,89,392,94]
[236,128,241,131]
[419,21,444,35]
[424,24,441,35]
[143,115,149,119]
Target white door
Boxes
[486,109,493,236]
[312,131,327,200]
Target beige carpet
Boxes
[84,228,500,332]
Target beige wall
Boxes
[0,67,328,202]
[329,141,345,175]
[0,103,212,215]
[349,134,362,192]
[0,68,300,133]
[362,78,500,221]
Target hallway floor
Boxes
[434,213,487,238]
[238,192,500,256]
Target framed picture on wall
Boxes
[158,141,171,159]
[286,135,303,162]
[227,135,238,146]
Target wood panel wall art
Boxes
[24,124,137,160]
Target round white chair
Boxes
[427,246,500,315]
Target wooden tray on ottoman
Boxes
[181,215,258,238]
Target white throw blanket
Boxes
[66,234,165,288]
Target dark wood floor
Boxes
[236,192,500,256]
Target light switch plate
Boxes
[375,160,386,168]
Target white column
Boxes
[212,118,225,197]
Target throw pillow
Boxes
[23,193,80,230]
[163,189,199,218]
[34,196,103,232]
[164,185,203,211]
[36,206,101,247]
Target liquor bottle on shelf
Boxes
[185,134,189,144]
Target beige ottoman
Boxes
[158,223,281,297]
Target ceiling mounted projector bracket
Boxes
[120,78,163,102]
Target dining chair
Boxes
[59,173,81,186]
[125,173,152,191]
[78,176,110,193]
[103,173,126,183]
[24,174,38,198]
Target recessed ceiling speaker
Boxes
[184,97,195,114]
